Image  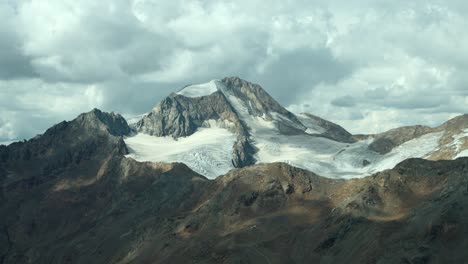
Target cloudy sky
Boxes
[1,0,468,143]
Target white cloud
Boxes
[0,79,106,140]
[1,0,468,140]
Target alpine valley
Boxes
[2,77,468,263]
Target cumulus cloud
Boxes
[1,0,468,141]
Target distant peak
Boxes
[77,108,131,137]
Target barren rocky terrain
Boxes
[1,108,468,263]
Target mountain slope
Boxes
[125,77,468,179]
[2,115,468,264]
[367,115,468,160]
[2,102,468,263]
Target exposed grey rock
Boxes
[135,77,310,168]
[231,135,256,167]
[76,108,131,137]
[300,113,355,143]
[135,91,238,137]
[362,159,371,166]
[135,88,256,167]
[220,76,306,135]
[133,77,363,168]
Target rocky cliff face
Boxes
[135,91,237,138]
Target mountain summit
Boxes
[127,77,359,177]
[125,77,468,179]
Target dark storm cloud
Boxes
[250,48,353,105]
[331,96,356,108]
[0,38,37,79]
[0,4,37,79]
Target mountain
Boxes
[2,115,468,263]
[367,115,468,159]
[2,77,468,263]
[125,77,468,179]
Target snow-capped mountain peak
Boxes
[124,77,468,179]
[176,80,220,98]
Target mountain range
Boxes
[126,77,468,179]
[1,77,468,263]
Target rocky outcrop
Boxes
[76,108,131,137]
[135,87,256,167]
[368,125,434,154]
[231,135,256,167]
[367,114,468,156]
[135,91,238,137]
[300,113,355,143]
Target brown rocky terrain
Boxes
[1,109,468,263]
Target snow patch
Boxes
[125,113,149,126]
[176,80,219,98]
[297,114,327,134]
[448,128,468,153]
[210,84,447,178]
[124,121,236,179]
[456,149,468,158]
[124,79,455,180]
[255,131,444,179]
[305,128,321,134]
[370,132,444,173]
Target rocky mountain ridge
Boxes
[1,109,468,262]
[366,114,468,159]
[125,77,468,179]
[1,77,468,263]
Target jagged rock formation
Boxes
[135,91,237,138]
[0,109,130,179]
